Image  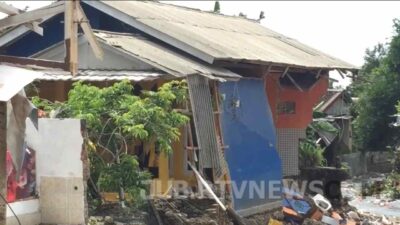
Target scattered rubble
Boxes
[152,197,234,225]
[88,203,148,225]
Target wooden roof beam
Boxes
[0,2,45,35]
[76,3,104,60]
[0,1,64,31]
[286,73,304,92]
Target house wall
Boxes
[340,151,392,176]
[38,119,85,225]
[9,119,86,225]
[265,72,329,129]
[325,99,351,116]
[276,128,306,177]
[6,199,41,225]
[265,71,329,177]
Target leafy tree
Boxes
[33,80,189,206]
[352,19,400,151]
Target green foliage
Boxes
[299,141,326,168]
[33,80,189,205]
[311,121,338,134]
[98,154,151,204]
[384,172,400,199]
[35,80,189,154]
[352,18,400,151]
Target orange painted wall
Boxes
[265,72,329,129]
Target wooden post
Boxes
[0,102,7,225]
[64,0,79,76]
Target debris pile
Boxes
[151,197,234,225]
[88,203,148,225]
[270,186,400,225]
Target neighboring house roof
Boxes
[86,1,357,70]
[94,31,241,80]
[315,89,351,113]
[39,69,166,82]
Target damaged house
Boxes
[0,0,357,221]
[314,89,353,166]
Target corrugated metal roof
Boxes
[98,1,357,70]
[39,69,166,81]
[94,31,241,80]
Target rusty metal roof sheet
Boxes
[39,69,166,81]
[94,31,241,80]
[94,1,357,70]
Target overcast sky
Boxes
[2,1,400,86]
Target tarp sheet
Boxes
[0,65,42,101]
[219,78,282,211]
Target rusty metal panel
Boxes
[187,74,226,178]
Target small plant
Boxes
[384,172,400,199]
[98,154,151,207]
[299,141,326,168]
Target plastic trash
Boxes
[321,215,339,225]
[312,194,332,212]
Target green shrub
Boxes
[299,141,327,168]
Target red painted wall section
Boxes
[265,72,328,129]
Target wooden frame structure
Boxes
[0,0,103,75]
[0,1,104,223]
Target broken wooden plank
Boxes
[280,66,290,78]
[0,55,67,69]
[25,21,43,36]
[76,3,104,60]
[148,199,164,225]
[263,64,273,78]
[0,2,64,30]
[0,2,20,15]
[286,73,304,92]
[0,2,44,35]
[188,162,226,210]
[64,0,78,75]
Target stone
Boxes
[104,216,114,225]
[381,215,391,225]
[347,211,360,221]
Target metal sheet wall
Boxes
[219,78,282,211]
[187,74,226,178]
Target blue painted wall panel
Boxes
[219,79,282,211]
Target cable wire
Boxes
[0,192,21,225]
